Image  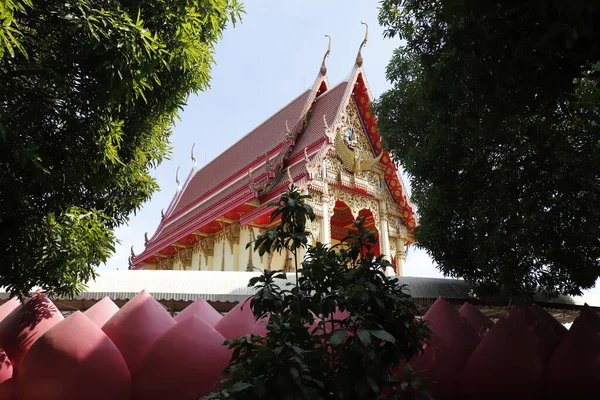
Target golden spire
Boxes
[320,35,331,75]
[356,22,368,67]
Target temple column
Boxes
[378,201,394,276]
[395,237,407,276]
[321,192,331,246]
[379,201,391,261]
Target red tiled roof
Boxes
[136,86,323,264]
[263,82,348,198]
[172,89,312,216]
[289,82,348,159]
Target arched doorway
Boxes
[330,200,355,247]
[357,208,381,257]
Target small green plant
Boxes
[203,186,432,400]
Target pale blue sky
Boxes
[101,0,599,305]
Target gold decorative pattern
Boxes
[248,168,269,193]
[224,221,241,254]
[267,248,274,271]
[176,247,193,270]
[326,155,344,182]
[157,257,173,270]
[304,189,323,216]
[390,239,397,258]
[198,236,215,264]
[284,248,293,272]
[221,240,226,271]
[335,128,382,175]
[396,244,407,261]
[247,226,256,271]
[328,185,380,228]
[307,217,321,243]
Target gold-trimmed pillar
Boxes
[379,201,392,264]
[395,237,407,276]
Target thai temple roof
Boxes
[132,33,416,268]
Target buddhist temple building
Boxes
[131,29,416,274]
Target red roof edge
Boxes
[134,64,333,267]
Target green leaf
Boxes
[330,329,347,346]
[357,328,372,345]
[370,329,396,344]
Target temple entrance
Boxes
[330,200,355,248]
[329,201,381,257]
[357,208,380,257]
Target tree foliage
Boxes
[0,0,242,297]
[203,186,431,400]
[376,0,600,299]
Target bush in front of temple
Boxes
[202,186,432,400]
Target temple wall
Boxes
[145,214,405,274]
[157,226,272,273]
[191,251,200,271]
[5,292,587,400]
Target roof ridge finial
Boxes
[191,143,197,165]
[175,166,181,188]
[320,34,331,76]
[356,22,368,67]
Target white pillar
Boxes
[395,237,407,276]
[321,192,331,247]
[379,201,391,261]
[379,201,394,276]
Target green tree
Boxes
[0,0,242,297]
[375,1,600,299]
[203,186,431,400]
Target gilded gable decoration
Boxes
[334,103,383,175]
